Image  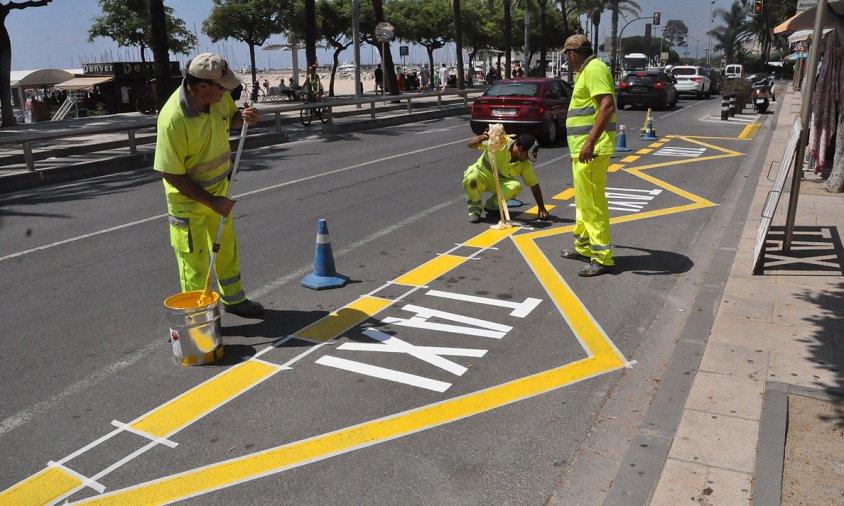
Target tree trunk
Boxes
[305,0,317,66]
[148,0,170,112]
[610,0,618,79]
[0,8,17,128]
[372,0,398,95]
[249,44,258,103]
[539,0,547,75]
[504,0,511,78]
[453,0,465,89]
[330,47,342,96]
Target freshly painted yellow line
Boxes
[293,296,393,342]
[648,143,664,148]
[0,466,82,506]
[553,188,575,200]
[627,169,718,207]
[463,227,518,248]
[738,123,761,140]
[392,254,467,286]
[516,204,556,221]
[621,155,640,163]
[636,148,652,155]
[677,136,743,156]
[132,361,281,437]
[608,163,625,173]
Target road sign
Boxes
[661,52,669,60]
[797,0,818,10]
[400,45,409,56]
[375,21,395,42]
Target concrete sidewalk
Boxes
[649,88,844,503]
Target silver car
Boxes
[671,65,712,98]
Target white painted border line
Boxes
[45,461,105,494]
[110,421,178,448]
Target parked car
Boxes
[671,65,712,98]
[470,77,572,144]
[704,68,722,95]
[616,70,678,110]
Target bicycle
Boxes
[241,81,266,103]
[299,94,329,126]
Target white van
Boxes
[724,64,744,80]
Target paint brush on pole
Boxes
[197,113,250,306]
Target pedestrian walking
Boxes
[153,53,264,317]
[560,34,617,277]
[439,64,449,93]
[374,64,383,94]
[420,64,431,92]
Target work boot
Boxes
[223,299,264,318]
[468,214,481,223]
[578,260,610,277]
[485,209,501,221]
[560,249,591,262]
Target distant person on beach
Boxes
[438,64,449,93]
[420,64,431,92]
[374,64,383,94]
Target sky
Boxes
[7,0,733,72]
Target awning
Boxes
[9,69,74,88]
[787,28,833,42]
[774,0,844,33]
[54,76,115,91]
[786,52,809,60]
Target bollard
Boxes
[729,95,736,117]
[721,96,729,120]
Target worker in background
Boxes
[463,132,550,224]
[560,34,616,277]
[153,53,263,317]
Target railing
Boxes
[0,89,484,172]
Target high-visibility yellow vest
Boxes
[566,56,616,156]
[154,81,237,210]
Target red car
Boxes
[470,78,572,144]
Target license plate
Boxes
[755,99,766,104]
[631,86,648,93]
[492,108,517,116]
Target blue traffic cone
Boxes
[641,114,658,141]
[302,219,349,290]
[615,125,632,152]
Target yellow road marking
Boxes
[516,204,556,221]
[677,136,743,156]
[621,155,639,163]
[636,148,652,155]
[648,143,664,148]
[132,361,281,437]
[0,467,81,506]
[392,254,467,286]
[553,188,575,200]
[608,163,625,173]
[293,296,393,343]
[463,228,518,248]
[627,169,718,207]
[738,123,761,140]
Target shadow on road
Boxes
[610,244,694,276]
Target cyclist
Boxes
[303,64,324,102]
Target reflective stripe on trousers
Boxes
[571,155,614,266]
[463,164,522,213]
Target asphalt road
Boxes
[0,94,775,505]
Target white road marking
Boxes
[382,304,512,339]
[654,147,707,157]
[425,289,542,318]
[315,355,453,392]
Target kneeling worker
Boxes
[463,133,550,223]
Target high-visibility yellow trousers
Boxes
[571,155,614,266]
[167,205,247,306]
[462,165,521,216]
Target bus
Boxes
[622,53,648,76]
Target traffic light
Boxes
[754,0,763,15]
[653,11,661,25]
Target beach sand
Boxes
[245,70,377,96]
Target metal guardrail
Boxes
[0,89,483,172]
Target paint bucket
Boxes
[163,290,224,366]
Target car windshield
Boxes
[622,58,648,71]
[625,74,656,85]
[673,68,697,76]
[485,83,540,97]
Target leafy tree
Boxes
[570,0,607,51]
[88,0,197,64]
[203,0,286,102]
[662,19,688,49]
[317,0,354,96]
[453,0,466,89]
[1,0,53,128]
[388,0,452,81]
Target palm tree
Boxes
[569,0,606,50]
[453,0,465,88]
[609,0,640,78]
[708,1,750,64]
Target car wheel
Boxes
[697,91,703,99]
[545,120,558,144]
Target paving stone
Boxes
[685,370,764,420]
[650,458,752,506]
[669,409,759,473]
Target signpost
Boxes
[375,21,395,94]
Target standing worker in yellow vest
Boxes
[561,35,617,277]
[154,53,264,317]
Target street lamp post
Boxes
[706,0,715,66]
